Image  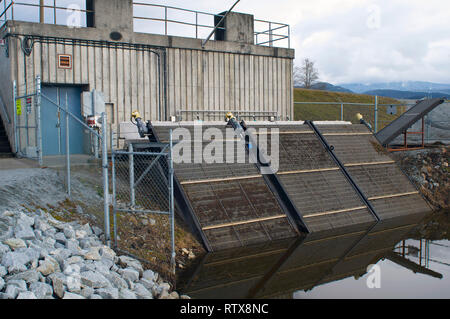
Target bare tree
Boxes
[294,58,319,89]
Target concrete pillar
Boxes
[214,12,254,45]
[87,0,134,33]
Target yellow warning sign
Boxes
[16,99,22,116]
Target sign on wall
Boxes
[16,99,22,116]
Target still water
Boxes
[177,211,450,299]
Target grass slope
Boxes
[294,88,405,129]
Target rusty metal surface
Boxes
[324,134,393,164]
[347,164,418,198]
[152,124,298,251]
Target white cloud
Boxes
[13,0,450,84]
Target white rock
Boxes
[100,246,116,261]
[119,268,140,283]
[0,278,4,291]
[118,256,143,276]
[17,292,37,299]
[63,226,75,239]
[80,271,110,289]
[80,287,94,299]
[142,269,158,282]
[37,260,58,276]
[119,288,137,299]
[3,238,26,250]
[29,282,53,299]
[6,269,41,284]
[63,292,86,299]
[96,287,119,299]
[133,283,153,299]
[84,248,101,261]
[14,224,35,240]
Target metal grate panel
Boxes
[347,164,418,198]
[151,124,298,251]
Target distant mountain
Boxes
[341,81,450,94]
[295,82,353,93]
[363,89,450,100]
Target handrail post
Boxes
[35,76,43,166]
[101,112,110,246]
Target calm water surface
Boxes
[178,211,450,299]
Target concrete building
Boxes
[0,0,294,158]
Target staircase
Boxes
[0,116,13,158]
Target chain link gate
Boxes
[111,132,176,276]
[13,77,43,165]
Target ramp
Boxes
[376,98,445,146]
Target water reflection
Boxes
[177,211,450,299]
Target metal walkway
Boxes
[376,98,445,146]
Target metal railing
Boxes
[294,100,415,133]
[0,0,92,27]
[133,2,290,48]
[175,109,279,122]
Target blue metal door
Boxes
[41,86,85,156]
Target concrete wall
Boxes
[2,20,294,128]
[0,31,14,151]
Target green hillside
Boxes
[293,88,406,129]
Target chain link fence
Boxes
[294,101,410,132]
[112,140,175,278]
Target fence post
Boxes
[101,112,110,246]
[35,76,43,166]
[13,81,18,154]
[374,95,378,133]
[65,93,71,196]
[112,151,117,249]
[341,103,344,121]
[169,129,176,274]
[129,143,135,207]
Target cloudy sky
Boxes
[135,0,450,85]
[10,0,450,85]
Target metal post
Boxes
[35,76,43,166]
[112,151,117,249]
[101,112,110,246]
[39,0,44,23]
[94,131,99,158]
[288,25,291,49]
[195,12,198,39]
[165,7,168,35]
[13,81,19,154]
[65,93,71,196]
[169,129,175,274]
[340,103,344,121]
[269,22,273,47]
[374,95,378,133]
[129,143,135,207]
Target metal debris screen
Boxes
[144,121,431,252]
[151,123,297,251]
[247,123,375,232]
[316,124,432,220]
